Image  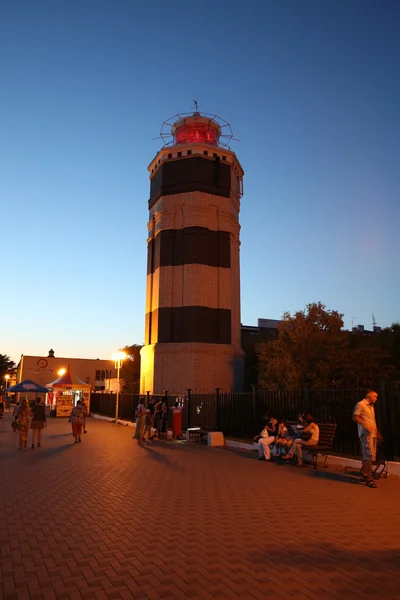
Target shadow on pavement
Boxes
[142,445,172,465]
[308,469,361,485]
[32,443,75,460]
[251,543,400,595]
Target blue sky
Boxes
[1,0,399,364]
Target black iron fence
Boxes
[90,382,400,461]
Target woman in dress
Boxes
[172,400,182,439]
[30,397,47,449]
[17,398,31,450]
[134,397,146,445]
[69,400,85,444]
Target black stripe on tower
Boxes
[149,156,231,209]
[146,307,231,344]
[147,227,230,274]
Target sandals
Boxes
[366,480,377,488]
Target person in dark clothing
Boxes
[31,397,47,449]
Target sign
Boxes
[56,393,74,418]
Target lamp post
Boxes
[112,352,126,425]
[4,373,10,395]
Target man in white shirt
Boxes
[353,390,381,488]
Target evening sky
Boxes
[1,0,399,363]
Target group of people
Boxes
[133,396,183,445]
[12,397,47,450]
[254,390,382,488]
[254,413,320,467]
[10,396,88,449]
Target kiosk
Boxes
[46,365,91,417]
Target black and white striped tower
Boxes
[140,111,244,394]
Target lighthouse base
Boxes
[140,343,244,395]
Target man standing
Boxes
[353,390,381,488]
[81,398,88,434]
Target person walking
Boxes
[69,400,85,444]
[13,399,21,417]
[353,390,381,488]
[30,397,47,449]
[172,399,182,439]
[17,398,31,450]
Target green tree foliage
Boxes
[0,354,16,385]
[119,344,142,394]
[256,303,398,390]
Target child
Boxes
[275,418,290,457]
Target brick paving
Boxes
[1,412,400,600]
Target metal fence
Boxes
[90,382,400,461]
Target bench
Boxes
[303,423,337,469]
[284,422,337,469]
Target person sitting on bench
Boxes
[275,418,291,457]
[283,414,319,466]
[254,416,278,461]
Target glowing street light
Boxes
[112,352,126,425]
[4,373,10,394]
[58,368,66,377]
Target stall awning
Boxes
[47,364,90,388]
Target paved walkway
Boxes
[1,412,400,600]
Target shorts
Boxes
[360,434,377,462]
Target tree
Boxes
[119,344,142,394]
[0,354,16,386]
[256,303,398,390]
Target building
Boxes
[140,110,244,394]
[241,318,282,347]
[16,349,117,393]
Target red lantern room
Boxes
[172,113,221,146]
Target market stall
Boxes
[46,365,91,417]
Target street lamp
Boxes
[58,368,66,377]
[4,373,10,394]
[112,352,126,425]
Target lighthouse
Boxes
[140,111,244,394]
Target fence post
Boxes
[251,385,256,432]
[187,389,191,429]
[380,380,394,461]
[215,388,220,430]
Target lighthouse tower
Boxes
[140,111,244,394]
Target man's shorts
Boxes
[360,434,377,462]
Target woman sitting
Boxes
[283,414,319,467]
[254,416,278,461]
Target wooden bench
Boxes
[304,423,337,469]
[284,422,337,469]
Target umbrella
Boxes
[7,379,49,394]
